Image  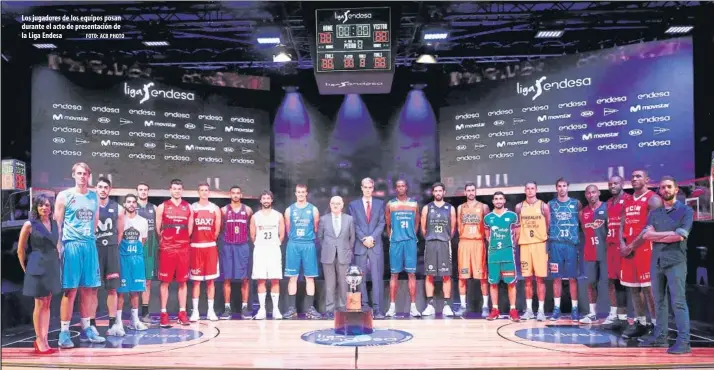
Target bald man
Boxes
[318,196,356,318]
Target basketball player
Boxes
[602,175,631,330]
[620,170,662,339]
[250,190,285,320]
[189,183,221,322]
[384,180,421,317]
[136,182,158,324]
[579,185,608,324]
[284,184,321,319]
[220,185,253,320]
[95,177,125,336]
[116,194,149,331]
[517,181,550,321]
[456,182,490,317]
[156,179,193,327]
[548,178,582,321]
[55,162,105,348]
[483,192,520,322]
[421,182,456,317]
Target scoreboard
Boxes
[315,7,392,73]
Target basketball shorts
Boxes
[61,240,101,289]
[606,243,621,280]
[252,243,283,280]
[487,248,517,285]
[458,239,486,279]
[220,242,251,280]
[620,241,652,287]
[158,247,189,283]
[143,233,158,280]
[389,239,417,274]
[285,240,318,277]
[424,240,452,277]
[520,242,548,278]
[581,260,605,284]
[189,245,219,281]
[548,242,579,279]
[118,255,146,293]
[97,245,121,290]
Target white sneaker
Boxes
[536,311,547,321]
[272,309,283,320]
[579,313,597,324]
[409,305,422,317]
[189,309,200,322]
[106,323,126,337]
[385,305,397,317]
[207,311,219,321]
[254,308,266,320]
[522,310,536,320]
[442,305,454,317]
[602,313,618,325]
[422,304,435,316]
[129,320,148,331]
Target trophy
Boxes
[335,265,373,335]
[345,265,363,311]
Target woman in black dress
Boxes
[17,194,61,354]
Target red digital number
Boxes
[359,58,366,68]
[319,32,332,44]
[374,31,389,43]
[374,57,386,68]
[344,58,354,68]
[321,58,334,70]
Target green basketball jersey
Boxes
[483,210,518,251]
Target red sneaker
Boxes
[177,311,190,326]
[509,309,520,322]
[487,308,500,321]
[160,312,171,328]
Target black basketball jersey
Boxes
[97,199,119,246]
[425,202,452,241]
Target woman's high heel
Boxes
[33,341,58,355]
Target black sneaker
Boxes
[220,307,233,320]
[622,321,649,339]
[638,334,669,347]
[283,306,297,319]
[306,307,322,320]
[240,306,253,319]
[602,318,627,331]
[667,341,692,355]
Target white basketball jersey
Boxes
[254,209,281,246]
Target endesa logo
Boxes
[334,10,372,23]
[164,155,191,161]
[128,109,156,116]
[630,103,669,113]
[455,123,485,130]
[596,96,627,104]
[52,103,82,111]
[489,152,515,159]
[52,150,82,156]
[92,151,120,158]
[164,133,190,140]
[537,113,571,122]
[198,114,223,121]
[522,104,549,112]
[523,149,550,156]
[638,116,671,124]
[53,127,82,133]
[597,143,628,151]
[231,137,255,144]
[455,113,480,120]
[124,82,195,104]
[488,109,513,116]
[198,136,223,142]
[596,120,627,128]
[558,124,587,131]
[129,153,156,160]
[558,100,587,109]
[516,76,592,101]
[559,146,588,154]
[522,127,549,135]
[488,131,514,138]
[456,155,481,161]
[638,140,671,148]
[92,129,120,136]
[198,157,223,163]
[637,91,670,100]
[231,158,255,164]
[129,131,156,138]
[91,106,120,114]
[165,112,191,119]
[456,134,480,141]
[231,117,255,124]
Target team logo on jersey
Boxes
[461,213,481,223]
[585,219,605,229]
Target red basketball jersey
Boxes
[160,199,191,250]
[191,202,219,247]
[623,190,655,243]
[223,204,249,244]
[606,193,632,245]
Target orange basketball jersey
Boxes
[458,202,484,240]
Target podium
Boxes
[334,307,373,336]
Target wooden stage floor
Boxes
[2,314,714,370]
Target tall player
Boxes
[620,170,662,338]
[517,181,550,321]
[116,194,149,331]
[384,180,421,317]
[220,185,253,319]
[156,179,193,327]
[548,178,582,321]
[456,182,490,317]
[250,190,285,320]
[95,177,125,336]
[136,182,158,324]
[421,182,456,317]
[189,183,221,322]
[284,184,322,319]
[602,175,631,330]
[483,192,520,322]
[579,185,608,323]
[55,162,105,348]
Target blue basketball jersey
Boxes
[548,197,580,245]
[388,197,418,242]
[288,203,316,242]
[119,215,149,256]
[61,189,98,242]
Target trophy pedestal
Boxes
[334,307,373,336]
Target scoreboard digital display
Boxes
[315,7,392,73]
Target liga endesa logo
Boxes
[333,10,372,24]
[124,82,195,104]
[516,76,592,101]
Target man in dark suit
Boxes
[348,177,386,318]
[318,196,355,319]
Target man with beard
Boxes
[136,183,158,323]
[251,190,285,319]
[578,185,608,324]
[156,179,193,327]
[220,185,253,319]
[517,182,550,321]
[456,182,490,317]
[548,178,582,321]
[95,177,125,336]
[189,183,221,322]
[116,194,149,331]
[421,182,456,317]
[639,176,694,354]
[484,192,520,322]
[602,176,630,330]
[620,170,662,339]
[384,180,420,317]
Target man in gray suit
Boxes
[347,178,386,319]
[318,196,355,319]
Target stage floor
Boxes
[2,313,714,370]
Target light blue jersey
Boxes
[61,189,98,242]
[288,203,316,242]
[548,198,580,245]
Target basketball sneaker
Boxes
[159,312,171,328]
[283,306,297,319]
[106,323,126,337]
[189,309,200,322]
[129,320,148,331]
[206,310,219,321]
[571,310,581,322]
[536,311,547,321]
[385,304,397,317]
[486,308,500,321]
[58,330,74,349]
[80,326,106,343]
[579,313,597,324]
[481,306,490,318]
[141,312,155,324]
[622,321,648,339]
[177,311,190,326]
[241,305,253,319]
[254,308,267,320]
[422,304,435,316]
[550,307,562,321]
[272,308,283,320]
[220,307,233,320]
[522,310,535,320]
[306,307,322,320]
[409,304,421,317]
[454,305,467,317]
[442,305,454,317]
[509,309,520,322]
